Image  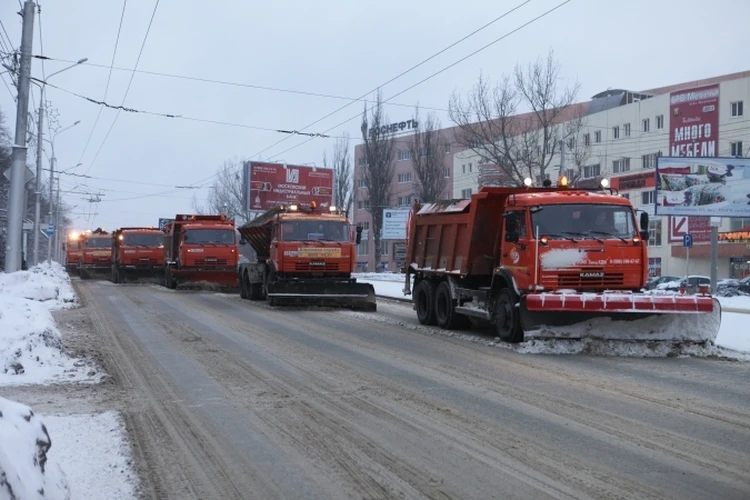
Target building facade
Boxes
[353,70,750,277]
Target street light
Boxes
[32,57,87,265]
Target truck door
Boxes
[501,210,532,281]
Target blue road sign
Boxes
[44,229,54,237]
[683,233,693,248]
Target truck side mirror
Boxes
[639,212,650,243]
[355,225,363,245]
[239,238,247,246]
[504,212,520,243]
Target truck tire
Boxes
[239,272,249,299]
[434,281,465,330]
[495,288,523,343]
[249,277,264,301]
[165,268,177,289]
[414,279,437,325]
[111,266,120,284]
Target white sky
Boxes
[1,0,749,231]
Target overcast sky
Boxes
[1,0,749,231]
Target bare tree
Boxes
[360,91,394,270]
[448,49,580,184]
[408,107,446,203]
[191,159,247,224]
[324,132,354,217]
[559,113,592,183]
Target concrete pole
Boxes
[710,224,719,293]
[54,177,61,262]
[47,156,55,263]
[4,1,35,273]
[32,89,44,265]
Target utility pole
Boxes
[54,176,61,262]
[32,90,44,265]
[47,156,55,263]
[4,1,35,273]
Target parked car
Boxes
[646,275,680,290]
[656,275,711,294]
[716,276,750,296]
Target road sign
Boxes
[683,233,693,248]
[3,166,35,185]
[44,229,54,237]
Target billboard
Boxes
[655,157,750,218]
[158,218,174,230]
[668,84,719,158]
[382,209,410,240]
[243,162,334,211]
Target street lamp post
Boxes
[32,57,87,265]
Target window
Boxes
[648,219,662,246]
[508,210,528,238]
[443,167,451,178]
[583,133,590,146]
[358,157,368,167]
[358,179,368,188]
[357,240,368,255]
[530,204,636,239]
[280,220,349,242]
[462,164,466,174]
[461,188,472,198]
[398,149,411,161]
[656,114,664,129]
[397,196,411,206]
[398,173,412,183]
[624,123,631,137]
[468,163,473,173]
[641,190,656,204]
[730,218,750,231]
[620,193,630,200]
[583,163,601,178]
[444,143,451,154]
[594,130,602,143]
[357,201,364,210]
[612,158,630,173]
[470,140,482,148]
[648,257,662,277]
[730,141,744,156]
[361,221,370,231]
[567,138,575,150]
[380,240,389,255]
[612,126,620,139]
[565,168,576,179]
[642,118,650,133]
[731,101,744,117]
[642,152,658,169]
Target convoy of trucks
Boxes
[402,177,721,344]
[236,202,376,310]
[57,173,723,346]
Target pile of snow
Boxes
[353,272,405,282]
[0,261,77,310]
[0,396,69,500]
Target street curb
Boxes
[722,307,750,315]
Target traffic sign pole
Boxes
[683,233,693,286]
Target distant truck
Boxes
[111,227,166,284]
[163,214,239,289]
[403,178,721,343]
[78,228,112,279]
[63,232,83,275]
[237,202,376,310]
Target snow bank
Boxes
[717,295,750,312]
[0,262,77,311]
[0,396,70,500]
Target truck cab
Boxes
[79,229,112,279]
[64,232,83,275]
[111,227,166,283]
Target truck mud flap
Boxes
[518,294,722,344]
[266,281,377,311]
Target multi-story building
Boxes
[354,70,750,277]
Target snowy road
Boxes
[75,280,750,500]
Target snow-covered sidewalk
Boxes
[1,262,139,499]
[354,272,750,354]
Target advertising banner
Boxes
[382,209,411,240]
[669,84,719,158]
[667,215,712,243]
[243,162,334,211]
[656,157,750,218]
[609,171,656,191]
[158,218,174,230]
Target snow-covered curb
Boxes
[0,261,78,311]
[0,396,70,500]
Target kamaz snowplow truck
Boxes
[237,202,376,310]
[163,214,239,289]
[63,232,83,275]
[78,228,112,280]
[111,227,165,284]
[403,177,722,344]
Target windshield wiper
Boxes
[563,231,603,244]
[588,230,629,243]
[544,232,578,243]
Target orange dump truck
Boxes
[163,214,239,289]
[63,232,83,275]
[111,227,166,283]
[78,228,112,279]
[403,178,721,343]
[237,202,376,310]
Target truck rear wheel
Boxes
[414,279,436,325]
[435,281,465,330]
[495,288,523,343]
[239,272,249,299]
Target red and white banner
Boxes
[669,84,719,158]
[243,162,334,211]
[667,215,712,243]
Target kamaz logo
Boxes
[286,168,299,184]
[580,272,605,278]
[309,261,326,266]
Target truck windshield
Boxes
[86,237,111,248]
[123,233,163,247]
[281,220,349,242]
[530,204,636,240]
[183,229,235,244]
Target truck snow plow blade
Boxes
[171,270,238,290]
[267,280,377,311]
[519,293,721,343]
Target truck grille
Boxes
[131,258,159,265]
[295,262,339,272]
[94,257,110,263]
[556,272,624,288]
[195,258,227,266]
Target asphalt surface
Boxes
[74,280,750,500]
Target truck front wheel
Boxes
[495,288,523,343]
[414,279,436,325]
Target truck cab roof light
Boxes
[600,178,610,188]
[523,177,533,187]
